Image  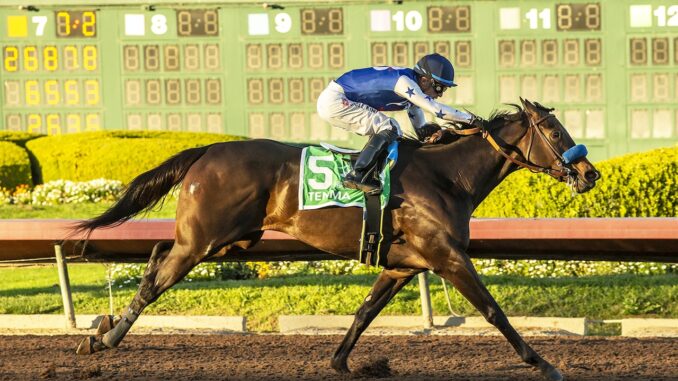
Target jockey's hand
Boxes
[467,115,486,129]
[415,123,441,142]
[425,129,452,144]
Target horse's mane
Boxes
[487,104,524,126]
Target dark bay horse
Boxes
[75,99,600,381]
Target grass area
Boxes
[0,264,675,332]
[0,200,176,219]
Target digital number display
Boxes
[629,37,677,66]
[288,78,304,104]
[176,10,219,36]
[300,8,343,35]
[122,44,221,72]
[427,6,471,33]
[584,39,602,65]
[497,38,601,67]
[244,42,343,71]
[3,78,100,107]
[2,2,677,151]
[288,44,303,69]
[4,112,101,134]
[245,76,331,106]
[555,3,601,31]
[369,40,472,68]
[119,29,225,131]
[120,5,225,125]
[3,10,102,135]
[55,11,97,38]
[371,42,387,66]
[392,42,408,66]
[123,72,221,105]
[498,73,604,103]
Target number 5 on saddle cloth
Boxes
[298,141,398,267]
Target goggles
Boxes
[431,79,449,96]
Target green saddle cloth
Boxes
[298,146,390,211]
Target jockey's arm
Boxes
[406,106,427,130]
[394,75,473,124]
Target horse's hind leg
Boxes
[76,240,201,354]
[434,249,563,381]
[331,268,420,373]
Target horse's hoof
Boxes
[76,336,96,355]
[95,315,120,335]
[541,366,563,381]
[76,336,108,355]
[330,358,350,374]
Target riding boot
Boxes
[343,128,398,194]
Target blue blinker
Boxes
[562,144,588,164]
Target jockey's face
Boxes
[418,76,442,99]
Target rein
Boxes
[449,114,571,180]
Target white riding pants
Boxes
[316,81,402,137]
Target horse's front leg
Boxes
[331,267,421,374]
[433,246,563,381]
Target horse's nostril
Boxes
[585,170,600,182]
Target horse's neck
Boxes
[443,127,521,209]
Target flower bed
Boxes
[0,179,123,205]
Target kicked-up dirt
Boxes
[0,334,675,381]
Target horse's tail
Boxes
[73,144,213,235]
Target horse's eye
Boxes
[551,130,561,139]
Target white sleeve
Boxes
[407,106,427,129]
[394,75,473,124]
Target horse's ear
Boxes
[519,97,539,118]
[520,97,534,109]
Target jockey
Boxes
[316,53,483,194]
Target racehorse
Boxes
[74,98,600,381]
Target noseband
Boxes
[452,113,582,181]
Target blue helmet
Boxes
[413,53,457,88]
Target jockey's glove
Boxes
[415,123,441,142]
[468,115,486,129]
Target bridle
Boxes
[451,113,573,180]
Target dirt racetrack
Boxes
[0,334,675,381]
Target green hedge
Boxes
[0,141,32,189]
[10,130,678,218]
[475,146,677,218]
[0,131,44,147]
[26,131,245,183]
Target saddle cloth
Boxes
[298,144,395,211]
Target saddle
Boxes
[299,142,398,267]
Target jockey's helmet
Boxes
[413,53,457,92]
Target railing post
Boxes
[418,271,433,329]
[54,243,76,329]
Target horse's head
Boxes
[511,98,601,193]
